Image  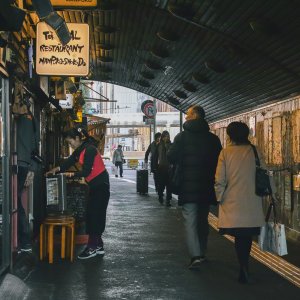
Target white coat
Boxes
[214,144,269,228]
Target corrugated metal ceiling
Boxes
[39,0,300,121]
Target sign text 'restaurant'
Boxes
[36,22,89,76]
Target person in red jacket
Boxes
[46,128,110,259]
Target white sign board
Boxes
[249,116,256,137]
[36,22,89,76]
[145,117,154,125]
[59,94,73,109]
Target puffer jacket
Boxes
[168,119,222,205]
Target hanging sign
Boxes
[59,94,74,109]
[36,22,89,76]
[26,0,97,7]
[141,100,155,119]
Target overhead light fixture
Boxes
[183,82,197,93]
[205,60,225,73]
[192,73,210,84]
[167,3,196,20]
[150,47,170,59]
[157,30,179,42]
[141,71,155,80]
[223,42,245,58]
[173,90,187,99]
[145,60,162,70]
[31,0,71,45]
[166,96,180,106]
[137,80,151,88]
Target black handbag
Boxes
[170,133,184,195]
[250,144,272,196]
[170,164,181,195]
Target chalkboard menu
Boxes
[66,182,88,221]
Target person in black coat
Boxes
[157,131,172,206]
[16,110,39,253]
[144,132,161,192]
[168,105,222,269]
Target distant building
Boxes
[81,82,180,157]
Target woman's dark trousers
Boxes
[86,182,110,247]
[235,236,253,283]
[17,166,31,248]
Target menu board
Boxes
[46,177,59,205]
[66,182,88,221]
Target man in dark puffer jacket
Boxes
[168,105,222,269]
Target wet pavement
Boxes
[23,169,299,299]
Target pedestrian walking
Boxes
[168,105,222,268]
[113,145,124,177]
[157,131,172,206]
[144,132,161,192]
[214,121,275,283]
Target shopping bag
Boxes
[111,165,117,176]
[258,200,288,256]
[258,222,288,256]
[274,222,288,256]
[258,222,276,252]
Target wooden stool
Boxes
[39,216,75,263]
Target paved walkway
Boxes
[24,171,299,299]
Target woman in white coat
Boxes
[214,122,270,284]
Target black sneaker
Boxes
[188,257,202,269]
[199,256,207,263]
[78,247,97,260]
[115,175,118,178]
[158,196,163,204]
[19,244,32,253]
[96,246,105,255]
